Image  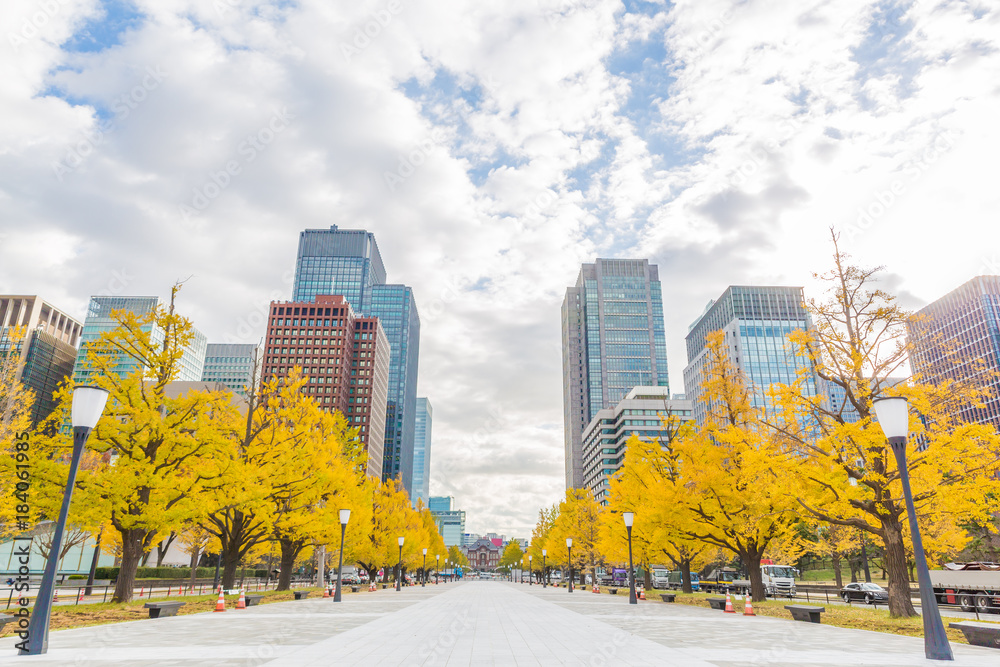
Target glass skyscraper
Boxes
[411,397,432,507]
[561,259,669,489]
[73,296,207,385]
[202,343,258,394]
[292,226,421,492]
[907,275,1000,431]
[683,286,817,425]
[428,496,466,548]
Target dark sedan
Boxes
[841,582,889,604]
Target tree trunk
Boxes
[221,537,243,590]
[881,520,917,617]
[643,568,652,590]
[155,533,176,567]
[745,551,766,602]
[188,545,200,592]
[681,559,693,594]
[113,529,147,603]
[276,538,303,591]
[832,552,843,589]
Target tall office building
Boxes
[73,296,207,385]
[580,387,693,505]
[202,343,258,394]
[261,295,390,479]
[412,397,432,507]
[0,296,82,423]
[683,286,817,425]
[429,496,466,548]
[907,275,1000,431]
[561,259,669,489]
[292,226,421,491]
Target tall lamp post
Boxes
[396,536,405,591]
[566,538,573,593]
[435,554,440,585]
[334,509,350,602]
[22,386,109,655]
[623,511,637,605]
[873,397,953,662]
[528,555,533,586]
[421,548,427,587]
[542,549,547,587]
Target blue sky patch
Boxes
[61,0,144,54]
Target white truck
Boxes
[734,564,797,598]
[930,563,1000,613]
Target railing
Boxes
[4,577,318,610]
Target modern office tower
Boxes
[411,397,432,507]
[261,295,390,479]
[370,285,420,486]
[580,386,693,505]
[429,496,466,547]
[907,275,1000,431]
[561,259,669,490]
[202,343,258,394]
[292,226,421,492]
[73,296,207,385]
[0,296,82,423]
[683,286,817,425]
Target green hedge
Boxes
[93,566,273,581]
[94,566,220,581]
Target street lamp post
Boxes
[542,549,547,587]
[566,538,573,593]
[873,397,953,662]
[22,386,109,655]
[529,555,533,586]
[422,548,427,587]
[623,512,637,604]
[334,509,350,602]
[436,554,440,585]
[396,537,404,591]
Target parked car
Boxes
[841,582,889,604]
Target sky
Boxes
[2,0,998,538]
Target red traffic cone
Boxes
[77,589,84,603]
[236,589,246,610]
[53,589,59,604]
[724,592,735,613]
[214,585,226,612]
[592,584,599,594]
[743,594,755,616]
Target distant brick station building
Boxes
[466,538,502,571]
[262,294,389,479]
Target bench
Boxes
[0,615,15,633]
[785,605,825,623]
[351,586,359,593]
[293,591,310,600]
[660,593,676,603]
[244,595,264,607]
[143,601,185,619]
[707,597,728,610]
[949,622,1000,649]
[609,588,618,595]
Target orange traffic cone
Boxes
[139,586,144,598]
[638,587,646,600]
[214,585,226,612]
[724,592,735,613]
[743,595,755,616]
[236,589,246,610]
[323,584,330,598]
[592,584,599,594]
[53,589,59,604]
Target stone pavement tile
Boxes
[518,582,1000,666]
[269,581,713,666]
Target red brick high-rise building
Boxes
[262,295,390,479]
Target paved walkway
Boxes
[1,581,997,665]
